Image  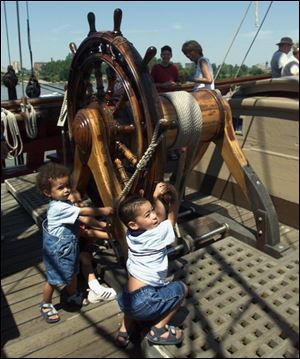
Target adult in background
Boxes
[270,37,293,78]
[281,45,299,77]
[182,40,214,91]
[151,45,179,92]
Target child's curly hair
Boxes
[36,162,71,194]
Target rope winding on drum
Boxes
[160,91,203,196]
[160,91,203,150]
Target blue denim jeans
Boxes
[42,219,79,286]
[117,281,185,321]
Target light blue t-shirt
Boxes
[126,219,175,287]
[47,200,80,237]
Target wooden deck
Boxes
[1,179,299,358]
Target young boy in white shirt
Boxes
[116,182,188,346]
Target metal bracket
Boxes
[243,164,280,248]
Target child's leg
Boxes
[119,314,134,333]
[149,281,188,340]
[149,302,183,340]
[42,282,55,303]
[115,314,135,347]
[41,282,60,321]
[79,251,116,301]
[65,274,77,297]
[80,251,97,283]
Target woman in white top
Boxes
[182,40,215,90]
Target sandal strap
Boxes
[40,303,58,315]
[150,325,169,339]
[166,325,176,335]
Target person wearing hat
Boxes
[281,44,299,77]
[270,37,294,78]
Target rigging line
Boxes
[3,1,12,65]
[16,1,25,98]
[234,1,274,79]
[26,0,34,75]
[214,1,253,81]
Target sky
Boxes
[1,1,299,70]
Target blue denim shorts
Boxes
[117,281,185,321]
[43,228,79,286]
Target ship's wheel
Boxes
[67,9,165,256]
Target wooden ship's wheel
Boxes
[67,9,280,259]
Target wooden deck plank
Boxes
[4,302,122,358]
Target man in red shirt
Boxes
[151,45,179,93]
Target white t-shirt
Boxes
[126,219,175,287]
[281,56,299,76]
[194,56,215,91]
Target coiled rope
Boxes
[20,102,38,139]
[160,91,203,198]
[1,108,23,157]
[160,91,202,150]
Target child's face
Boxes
[44,176,71,201]
[129,201,159,231]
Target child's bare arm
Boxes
[153,182,168,222]
[163,184,178,226]
[79,216,107,229]
[79,206,113,217]
[153,182,178,225]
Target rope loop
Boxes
[1,107,23,157]
[20,102,38,139]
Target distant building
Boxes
[255,63,270,72]
[12,61,21,73]
[1,62,20,74]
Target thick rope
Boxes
[160,91,203,200]
[1,108,23,157]
[115,118,166,206]
[20,102,38,139]
[160,91,202,150]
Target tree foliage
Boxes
[38,53,268,83]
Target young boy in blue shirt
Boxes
[116,182,188,346]
[36,162,116,323]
